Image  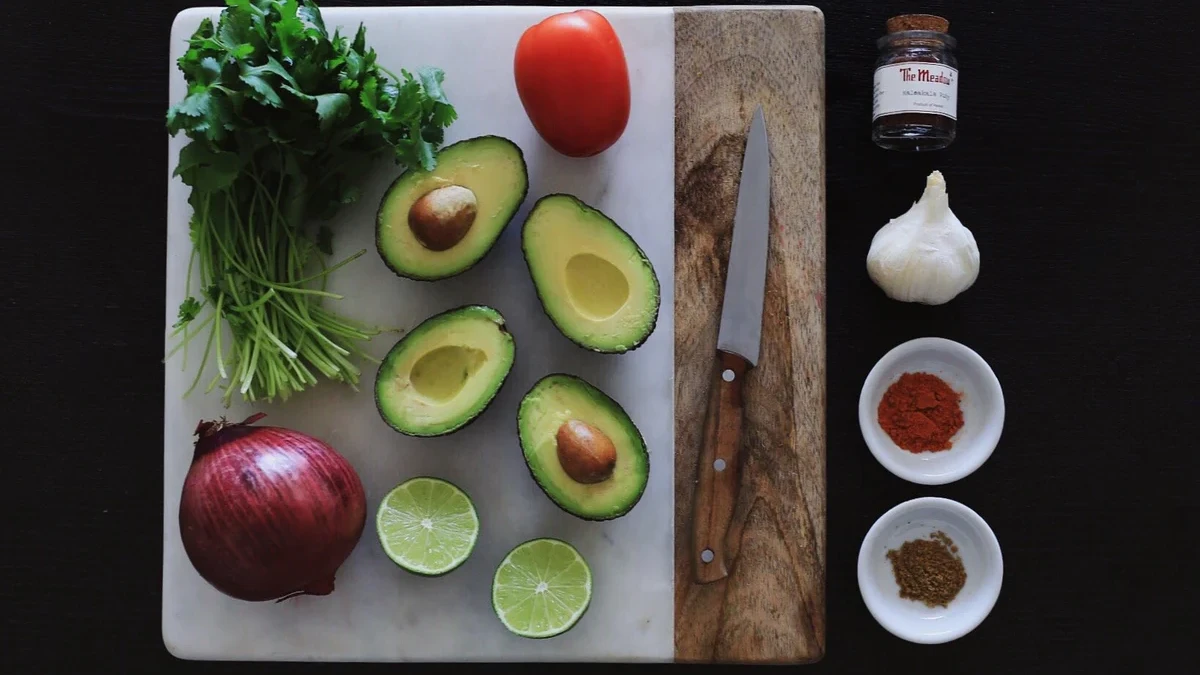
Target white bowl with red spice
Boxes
[858,497,1003,644]
[859,337,1004,485]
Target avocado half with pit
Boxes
[377,136,529,281]
[375,305,515,437]
[517,374,649,521]
[522,194,660,353]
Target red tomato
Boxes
[513,10,631,158]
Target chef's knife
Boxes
[692,106,771,584]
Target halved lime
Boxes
[376,476,479,576]
[491,538,592,638]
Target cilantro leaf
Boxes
[431,101,458,128]
[314,93,350,129]
[297,2,328,37]
[274,0,306,59]
[390,77,421,123]
[185,17,216,50]
[172,141,214,177]
[248,56,299,88]
[418,67,449,105]
[176,90,212,118]
[181,56,223,86]
[280,83,312,101]
[421,123,446,147]
[240,73,282,107]
[165,0,458,403]
[343,49,363,82]
[352,24,367,54]
[359,76,380,117]
[197,93,235,142]
[174,296,202,329]
[412,122,435,171]
[173,142,240,191]
[217,8,255,58]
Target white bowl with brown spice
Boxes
[859,336,1004,485]
[858,497,1003,644]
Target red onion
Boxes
[178,413,366,602]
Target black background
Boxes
[5,0,1197,672]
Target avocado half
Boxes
[521,194,660,353]
[517,374,649,521]
[375,305,515,437]
[377,136,529,281]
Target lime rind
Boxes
[376,476,480,576]
[491,538,592,638]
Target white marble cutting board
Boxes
[163,6,674,662]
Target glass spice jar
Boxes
[871,14,958,151]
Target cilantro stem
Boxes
[241,326,261,395]
[253,311,297,359]
[207,209,344,299]
[166,310,214,356]
[228,287,277,314]
[214,293,227,380]
[299,342,338,378]
[205,372,222,395]
[165,0,457,406]
[279,249,366,286]
[183,312,218,398]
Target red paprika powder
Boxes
[877,372,964,452]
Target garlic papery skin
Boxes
[866,170,980,305]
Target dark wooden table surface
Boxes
[5,0,1195,671]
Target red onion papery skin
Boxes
[178,413,367,602]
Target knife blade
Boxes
[717,106,771,366]
[692,106,771,584]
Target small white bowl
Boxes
[858,497,1003,644]
[859,337,1004,485]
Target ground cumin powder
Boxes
[885,530,967,607]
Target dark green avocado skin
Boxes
[516,373,650,522]
[520,193,661,354]
[373,304,515,438]
[375,135,530,282]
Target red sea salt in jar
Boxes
[872,14,958,151]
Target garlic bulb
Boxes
[866,170,980,305]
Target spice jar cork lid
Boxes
[886,14,950,34]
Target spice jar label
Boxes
[872,63,958,121]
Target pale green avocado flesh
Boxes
[521,194,660,353]
[517,374,649,520]
[377,136,528,280]
[375,305,514,436]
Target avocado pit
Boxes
[555,419,617,484]
[408,184,478,251]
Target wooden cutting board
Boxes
[673,6,827,664]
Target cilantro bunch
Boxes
[165,0,456,405]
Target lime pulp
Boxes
[376,476,479,576]
[491,538,592,638]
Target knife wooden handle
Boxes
[691,350,750,583]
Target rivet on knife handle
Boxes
[692,350,749,583]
